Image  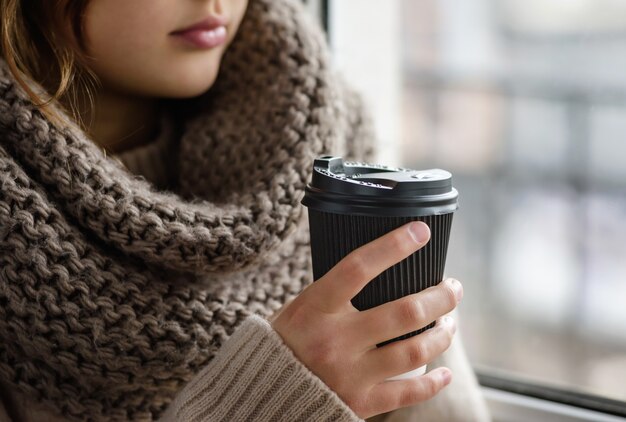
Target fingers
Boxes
[361,316,456,383]
[362,367,452,418]
[309,222,431,313]
[352,278,462,347]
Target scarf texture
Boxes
[0,0,376,419]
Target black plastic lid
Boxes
[301,156,459,217]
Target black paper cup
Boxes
[301,156,458,381]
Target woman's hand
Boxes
[270,221,463,419]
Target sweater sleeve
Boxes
[157,314,363,422]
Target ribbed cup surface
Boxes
[308,210,454,347]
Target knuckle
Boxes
[390,231,408,252]
[422,376,440,398]
[399,383,426,407]
[399,298,426,326]
[342,253,368,281]
[406,340,428,367]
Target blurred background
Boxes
[322,0,626,404]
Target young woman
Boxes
[0,0,489,420]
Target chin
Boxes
[154,66,221,98]
[101,58,223,99]
[158,81,217,98]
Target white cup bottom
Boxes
[384,364,427,382]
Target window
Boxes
[317,0,626,414]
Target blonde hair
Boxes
[0,0,96,128]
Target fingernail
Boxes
[448,278,463,302]
[408,222,429,244]
[441,369,452,385]
[442,316,457,333]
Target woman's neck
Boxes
[78,86,161,154]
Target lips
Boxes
[170,15,229,49]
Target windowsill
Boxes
[483,387,626,422]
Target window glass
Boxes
[329,0,626,402]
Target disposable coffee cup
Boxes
[301,156,458,381]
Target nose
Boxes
[209,0,224,16]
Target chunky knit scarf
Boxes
[0,0,376,420]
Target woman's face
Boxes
[83,0,249,98]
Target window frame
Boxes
[478,369,626,418]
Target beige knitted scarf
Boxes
[0,0,375,420]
